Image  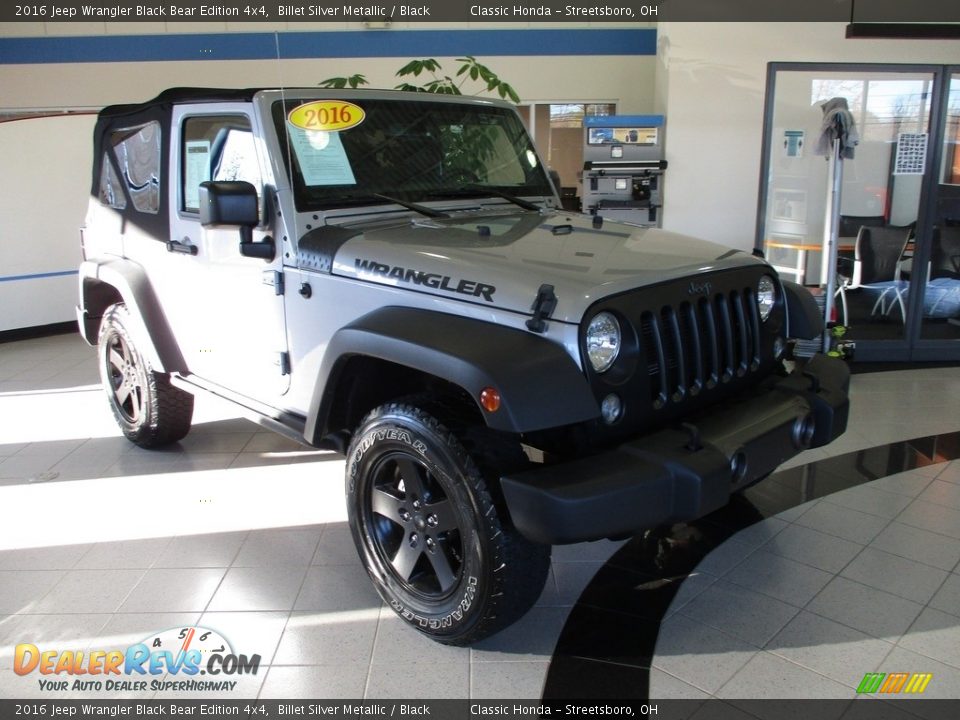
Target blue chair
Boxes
[923,227,960,321]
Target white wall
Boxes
[0,114,95,331]
[656,22,960,252]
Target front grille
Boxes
[582,266,782,439]
[640,288,762,411]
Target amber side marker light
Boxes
[479,387,501,413]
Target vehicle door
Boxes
[159,103,290,403]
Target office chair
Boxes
[836,215,885,279]
[931,226,960,280]
[838,214,884,239]
[835,225,912,324]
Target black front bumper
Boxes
[500,354,850,545]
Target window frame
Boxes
[109,120,162,215]
[177,112,261,219]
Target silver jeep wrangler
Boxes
[78,88,850,645]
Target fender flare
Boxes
[781,280,824,341]
[77,259,186,373]
[305,307,600,439]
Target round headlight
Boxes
[757,275,777,322]
[586,312,621,373]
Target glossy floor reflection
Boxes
[544,432,960,701]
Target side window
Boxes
[181,115,260,214]
[111,121,161,214]
[98,152,126,209]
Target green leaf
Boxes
[396,59,422,77]
[318,77,347,89]
[326,55,515,100]
[319,74,367,89]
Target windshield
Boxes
[271,98,554,211]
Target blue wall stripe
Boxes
[0,29,656,65]
[0,271,79,283]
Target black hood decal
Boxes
[298,225,362,273]
[353,258,496,302]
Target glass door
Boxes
[757,64,949,361]
[917,71,960,357]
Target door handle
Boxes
[166,239,198,255]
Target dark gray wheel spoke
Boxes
[390,541,421,582]
[425,499,458,533]
[370,488,404,520]
[114,384,132,408]
[427,547,457,593]
[127,388,143,422]
[109,348,125,373]
[396,458,427,499]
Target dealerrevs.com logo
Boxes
[14,626,260,693]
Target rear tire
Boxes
[98,304,194,448]
[345,402,550,645]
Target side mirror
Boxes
[198,181,274,261]
[199,180,259,227]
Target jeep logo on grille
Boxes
[688,281,712,297]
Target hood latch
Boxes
[526,284,558,334]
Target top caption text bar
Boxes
[4,0,960,24]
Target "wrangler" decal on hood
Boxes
[354,259,496,302]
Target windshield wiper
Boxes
[428,186,543,212]
[372,193,449,219]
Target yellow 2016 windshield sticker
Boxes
[287,101,365,132]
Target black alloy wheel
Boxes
[346,402,550,645]
[365,451,464,599]
[97,304,194,448]
[104,330,147,426]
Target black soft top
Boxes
[97,87,268,119]
[92,87,271,241]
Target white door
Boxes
[158,104,290,403]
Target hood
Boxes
[319,210,765,323]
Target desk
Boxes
[765,238,915,284]
[765,239,822,284]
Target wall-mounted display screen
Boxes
[588,126,658,145]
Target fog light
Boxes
[601,394,622,425]
[792,414,816,448]
[730,451,748,483]
[479,387,501,413]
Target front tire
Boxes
[98,304,194,448]
[346,402,550,645]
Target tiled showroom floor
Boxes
[1,332,960,704]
